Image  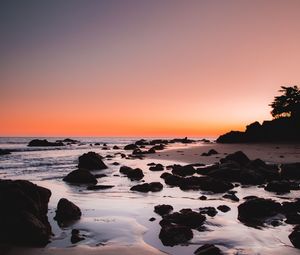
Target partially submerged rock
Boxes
[78,151,107,170]
[217,205,231,213]
[264,180,291,194]
[194,244,222,255]
[199,207,218,217]
[87,185,114,190]
[281,163,300,180]
[28,139,64,147]
[54,198,81,222]
[149,163,164,171]
[154,204,173,216]
[71,229,85,244]
[171,164,196,177]
[289,225,300,248]
[63,169,98,184]
[124,144,138,150]
[130,182,163,192]
[159,224,193,246]
[238,198,282,225]
[0,179,52,246]
[119,166,144,180]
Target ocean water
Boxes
[0,137,299,255]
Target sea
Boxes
[0,137,299,255]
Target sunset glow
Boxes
[1,0,300,137]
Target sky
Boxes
[1,0,300,137]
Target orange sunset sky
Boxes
[1,0,300,137]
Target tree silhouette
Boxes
[270,86,300,120]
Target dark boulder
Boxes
[201,149,219,157]
[63,169,97,184]
[281,163,300,179]
[289,225,300,248]
[151,144,165,150]
[217,205,231,213]
[223,193,239,202]
[124,144,138,150]
[159,224,193,246]
[264,181,291,194]
[119,166,144,180]
[163,209,206,229]
[71,229,85,244]
[149,164,164,171]
[194,244,222,255]
[78,151,107,170]
[130,182,163,192]
[220,151,250,166]
[238,198,281,225]
[28,139,64,147]
[0,179,52,246]
[171,164,196,177]
[54,198,81,222]
[199,207,218,217]
[113,145,120,149]
[154,204,173,216]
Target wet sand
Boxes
[148,143,300,165]
[8,243,166,255]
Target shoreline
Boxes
[147,142,300,164]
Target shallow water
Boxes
[0,137,299,255]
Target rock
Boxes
[281,163,300,179]
[63,169,97,184]
[220,151,250,166]
[151,144,165,150]
[199,195,207,200]
[149,164,164,171]
[71,229,85,244]
[112,162,120,166]
[149,217,156,222]
[163,173,234,193]
[289,225,300,248]
[199,207,218,217]
[243,195,258,200]
[238,198,282,225]
[57,138,79,144]
[78,151,107,170]
[171,164,196,177]
[54,198,81,222]
[201,149,219,157]
[194,244,222,255]
[130,182,163,192]
[119,166,144,180]
[87,185,114,190]
[28,139,64,147]
[0,179,52,246]
[223,193,239,202]
[217,205,231,213]
[264,181,291,194]
[159,224,193,246]
[0,149,11,155]
[113,145,120,149]
[148,147,156,154]
[154,204,173,216]
[163,209,206,229]
[135,139,149,146]
[124,144,138,150]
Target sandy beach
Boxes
[148,143,300,165]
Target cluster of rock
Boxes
[63,151,108,186]
[28,139,65,147]
[217,118,300,143]
[0,179,52,246]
